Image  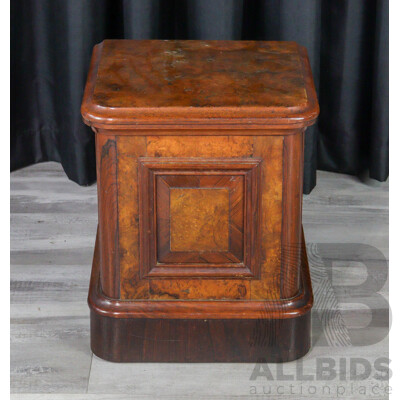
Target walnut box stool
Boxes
[81,40,319,362]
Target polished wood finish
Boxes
[115,136,149,299]
[90,313,311,363]
[89,228,313,320]
[116,135,281,300]
[81,40,318,130]
[93,132,305,303]
[250,136,284,300]
[146,135,254,157]
[138,157,261,279]
[170,188,230,252]
[95,134,120,298]
[81,40,319,362]
[281,132,305,298]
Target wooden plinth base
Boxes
[88,231,313,363]
[90,311,311,363]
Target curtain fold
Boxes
[11,0,389,193]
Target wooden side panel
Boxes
[114,134,290,301]
[96,134,119,298]
[251,136,284,300]
[117,136,149,299]
[281,131,304,298]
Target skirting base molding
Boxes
[88,229,313,363]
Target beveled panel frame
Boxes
[139,158,262,279]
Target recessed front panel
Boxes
[139,158,261,279]
[170,188,230,252]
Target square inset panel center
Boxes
[170,188,230,252]
[139,158,261,279]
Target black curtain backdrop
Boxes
[11,0,388,193]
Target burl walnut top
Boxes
[82,40,318,129]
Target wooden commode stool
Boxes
[81,40,319,362]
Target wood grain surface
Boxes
[116,136,149,299]
[93,41,308,109]
[81,41,319,129]
[88,229,313,319]
[95,134,119,298]
[281,131,305,298]
[250,135,284,300]
[138,156,261,281]
[95,134,293,301]
[170,188,230,252]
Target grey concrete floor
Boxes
[11,162,389,399]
